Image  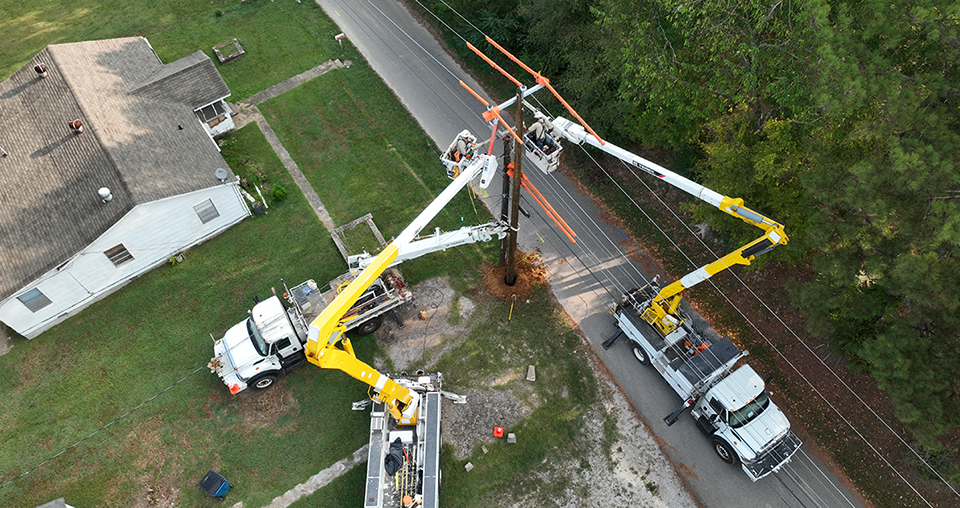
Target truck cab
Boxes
[692,365,802,481]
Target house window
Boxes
[18,288,52,313]
[196,101,226,123]
[194,199,220,224]
[104,244,133,266]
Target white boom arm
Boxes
[303,148,497,424]
[551,117,784,234]
[356,222,509,271]
[551,116,788,336]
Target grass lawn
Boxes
[0,0,339,101]
[288,463,366,508]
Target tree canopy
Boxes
[598,0,960,445]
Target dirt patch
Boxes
[0,324,13,356]
[503,361,697,508]
[480,251,549,302]
[234,381,300,434]
[442,385,537,461]
[375,277,475,371]
[124,417,183,508]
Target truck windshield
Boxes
[246,318,269,357]
[728,390,770,428]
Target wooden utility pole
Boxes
[505,87,523,286]
[498,130,512,267]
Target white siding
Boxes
[0,183,249,338]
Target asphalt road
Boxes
[315,1,864,506]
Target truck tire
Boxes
[632,345,650,365]
[250,374,277,390]
[357,317,382,336]
[711,437,739,465]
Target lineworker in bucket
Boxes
[453,137,474,162]
[527,113,556,152]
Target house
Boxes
[0,37,250,339]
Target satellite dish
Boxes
[98,187,113,203]
[215,168,228,182]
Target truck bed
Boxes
[619,302,740,387]
[288,280,337,323]
[670,337,740,386]
[364,392,442,508]
[287,270,410,334]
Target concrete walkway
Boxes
[237,59,346,110]
[230,59,348,233]
[233,106,337,233]
[264,445,368,508]
[226,445,368,508]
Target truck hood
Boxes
[221,319,263,374]
[730,402,791,461]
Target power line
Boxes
[0,366,204,491]
[570,136,939,506]
[411,0,812,480]
[402,0,852,498]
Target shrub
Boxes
[271,183,287,203]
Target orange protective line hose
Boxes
[486,121,498,156]
[521,172,577,238]
[484,36,605,146]
[459,80,489,107]
[525,181,576,243]
[466,42,523,89]
[507,167,576,243]
[543,83,605,146]
[484,37,538,81]
[459,81,522,144]
[496,112,523,144]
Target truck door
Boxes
[275,335,306,370]
[708,398,728,424]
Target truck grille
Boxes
[742,431,802,481]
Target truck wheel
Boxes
[632,345,649,365]
[357,317,382,336]
[250,374,277,390]
[711,437,739,465]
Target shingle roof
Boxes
[133,50,231,109]
[0,37,234,298]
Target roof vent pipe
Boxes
[34,64,47,78]
[98,187,113,203]
[69,119,83,133]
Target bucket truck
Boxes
[549,117,801,480]
[208,131,499,508]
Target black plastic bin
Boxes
[199,470,231,499]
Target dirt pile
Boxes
[480,250,549,302]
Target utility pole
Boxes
[498,130,512,267]
[505,87,523,286]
